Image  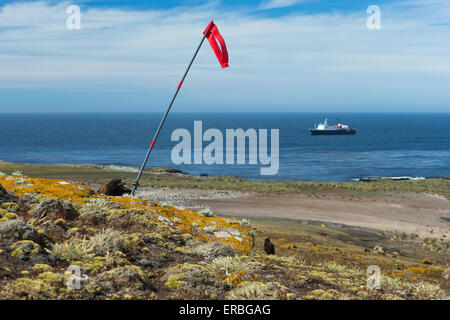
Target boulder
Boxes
[0,219,42,245]
[0,183,19,204]
[31,198,79,221]
[87,266,148,297]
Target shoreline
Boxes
[2,160,449,182]
[1,160,449,199]
[1,160,449,240]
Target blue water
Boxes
[0,113,449,181]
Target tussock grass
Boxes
[198,207,216,217]
[48,239,94,262]
[87,229,125,252]
[190,241,235,260]
[79,199,111,214]
[381,275,445,299]
[206,256,255,276]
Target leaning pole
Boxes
[131,21,229,195]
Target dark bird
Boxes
[97,179,131,196]
[264,238,275,255]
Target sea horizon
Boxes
[1,112,449,182]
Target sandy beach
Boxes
[134,188,450,239]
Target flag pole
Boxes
[131,32,208,195]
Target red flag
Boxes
[203,21,229,69]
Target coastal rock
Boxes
[0,219,42,245]
[79,209,109,227]
[31,198,79,221]
[10,240,42,261]
[148,167,186,174]
[86,266,149,298]
[0,183,7,195]
[0,183,18,204]
[163,263,226,298]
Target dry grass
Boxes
[189,241,236,260]
[87,229,126,253]
[206,256,256,276]
[48,239,94,262]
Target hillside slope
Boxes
[0,174,447,300]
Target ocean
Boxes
[1,113,449,181]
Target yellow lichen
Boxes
[0,175,253,252]
[279,243,294,249]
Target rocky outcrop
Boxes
[0,220,42,245]
[31,198,79,221]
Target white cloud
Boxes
[0,1,449,112]
[259,0,304,10]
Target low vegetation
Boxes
[0,165,448,300]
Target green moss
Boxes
[4,278,56,299]
[0,212,18,223]
[10,240,39,250]
[70,254,130,276]
[11,248,24,257]
[10,240,40,257]
[32,264,53,273]
[165,273,185,290]
[54,218,66,226]
[37,272,65,286]
[1,202,20,212]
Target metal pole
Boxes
[131,33,207,195]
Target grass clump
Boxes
[189,241,236,260]
[32,264,53,273]
[87,229,126,254]
[206,256,255,277]
[48,239,94,262]
[198,207,216,217]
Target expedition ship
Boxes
[310,118,356,135]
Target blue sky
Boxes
[0,0,449,113]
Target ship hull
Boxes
[310,129,356,135]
